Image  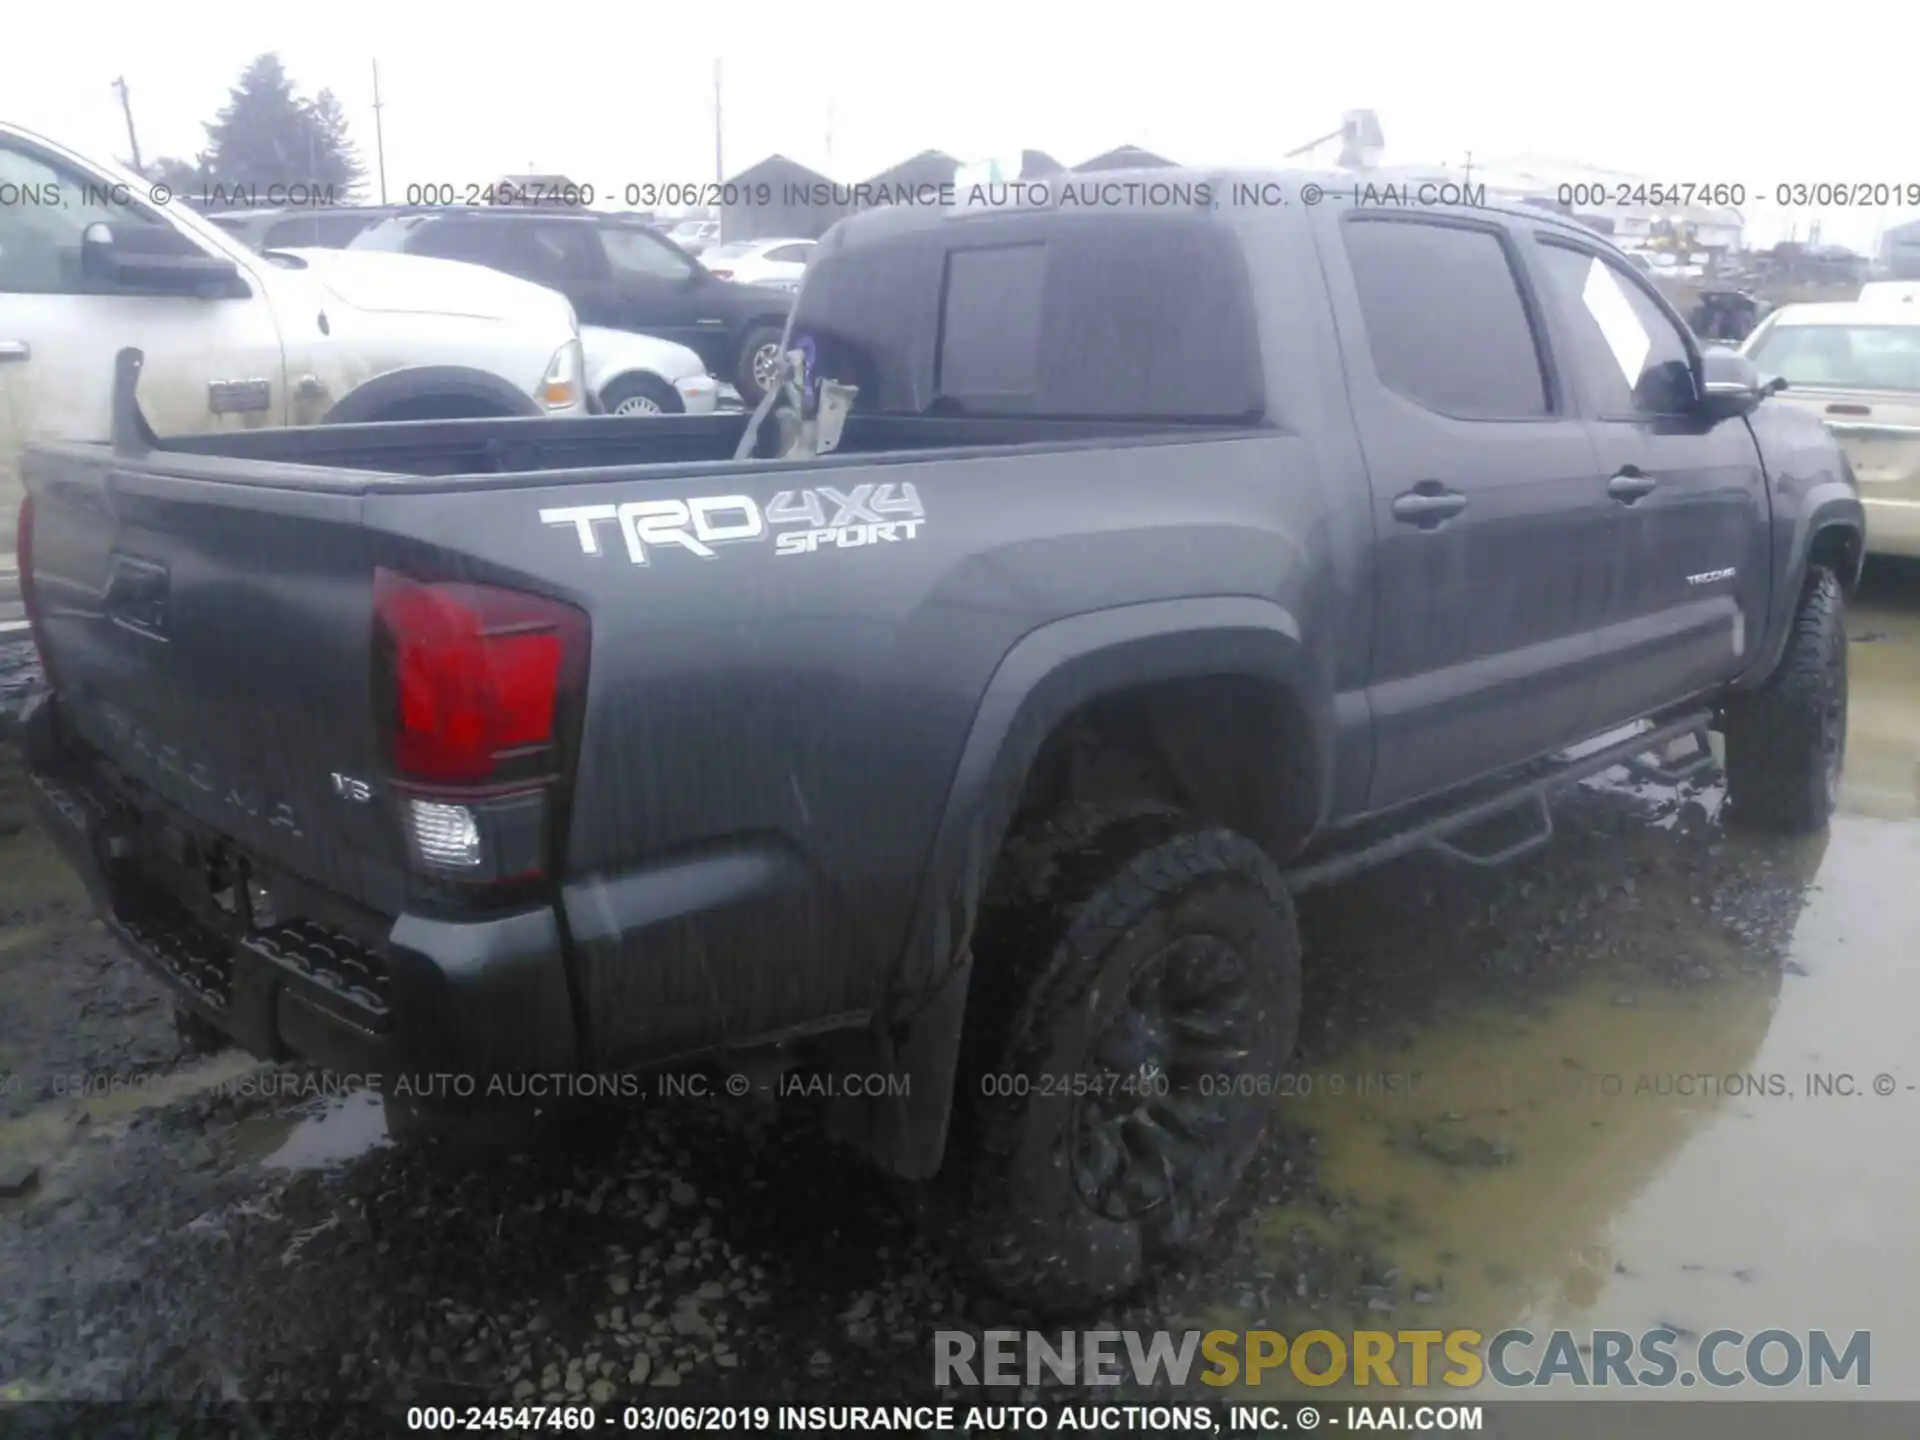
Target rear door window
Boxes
[1341,217,1550,419]
[600,226,696,280]
[518,224,610,285]
[402,217,506,265]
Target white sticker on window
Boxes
[1581,259,1651,388]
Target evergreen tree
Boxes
[198,54,364,202]
[143,153,211,198]
[305,89,366,200]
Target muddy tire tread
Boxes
[953,809,1300,1312]
[1723,567,1844,834]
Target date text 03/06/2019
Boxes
[1556,180,1920,208]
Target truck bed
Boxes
[18,350,1282,1087]
[143,407,1234,484]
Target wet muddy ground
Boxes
[3,564,1919,1426]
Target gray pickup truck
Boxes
[15,173,1863,1312]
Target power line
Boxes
[112,76,143,174]
[713,60,725,186]
[371,60,388,204]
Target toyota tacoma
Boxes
[15,175,1863,1311]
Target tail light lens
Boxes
[372,569,587,887]
[373,569,583,784]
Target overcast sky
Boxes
[10,0,1913,249]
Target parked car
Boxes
[0,121,588,561]
[349,210,794,402]
[581,326,716,414]
[16,172,1862,1314]
[207,206,400,251]
[1744,300,1920,557]
[198,209,716,415]
[697,237,815,291]
[665,218,720,255]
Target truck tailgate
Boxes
[23,444,408,915]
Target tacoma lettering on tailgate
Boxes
[540,483,925,566]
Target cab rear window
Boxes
[790,212,1264,421]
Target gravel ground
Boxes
[0,773,1815,1417]
[0,636,40,734]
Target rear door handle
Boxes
[1391,487,1469,526]
[0,340,31,363]
[1607,471,1659,503]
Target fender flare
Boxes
[863,596,1334,1179]
[323,365,542,424]
[1737,483,1866,691]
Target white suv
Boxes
[0,121,590,563]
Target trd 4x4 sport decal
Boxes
[540,483,925,566]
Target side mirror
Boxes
[1694,346,1782,420]
[81,221,244,296]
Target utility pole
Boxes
[1462,150,1474,186]
[371,60,389,204]
[713,59,725,188]
[112,77,143,174]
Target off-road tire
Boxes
[1722,566,1847,833]
[947,805,1303,1313]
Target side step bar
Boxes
[1283,711,1717,894]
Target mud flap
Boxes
[847,946,975,1180]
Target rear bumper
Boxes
[20,692,580,1088]
[1862,497,1920,558]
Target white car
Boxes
[1858,281,1920,306]
[580,326,716,415]
[665,218,720,256]
[0,120,588,566]
[698,238,815,291]
[1743,301,1920,557]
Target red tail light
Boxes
[16,495,59,691]
[372,569,586,785]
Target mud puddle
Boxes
[228,1089,392,1172]
[1192,564,1920,1400]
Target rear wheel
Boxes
[946,806,1303,1312]
[1722,567,1848,832]
[735,325,786,404]
[601,373,682,416]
